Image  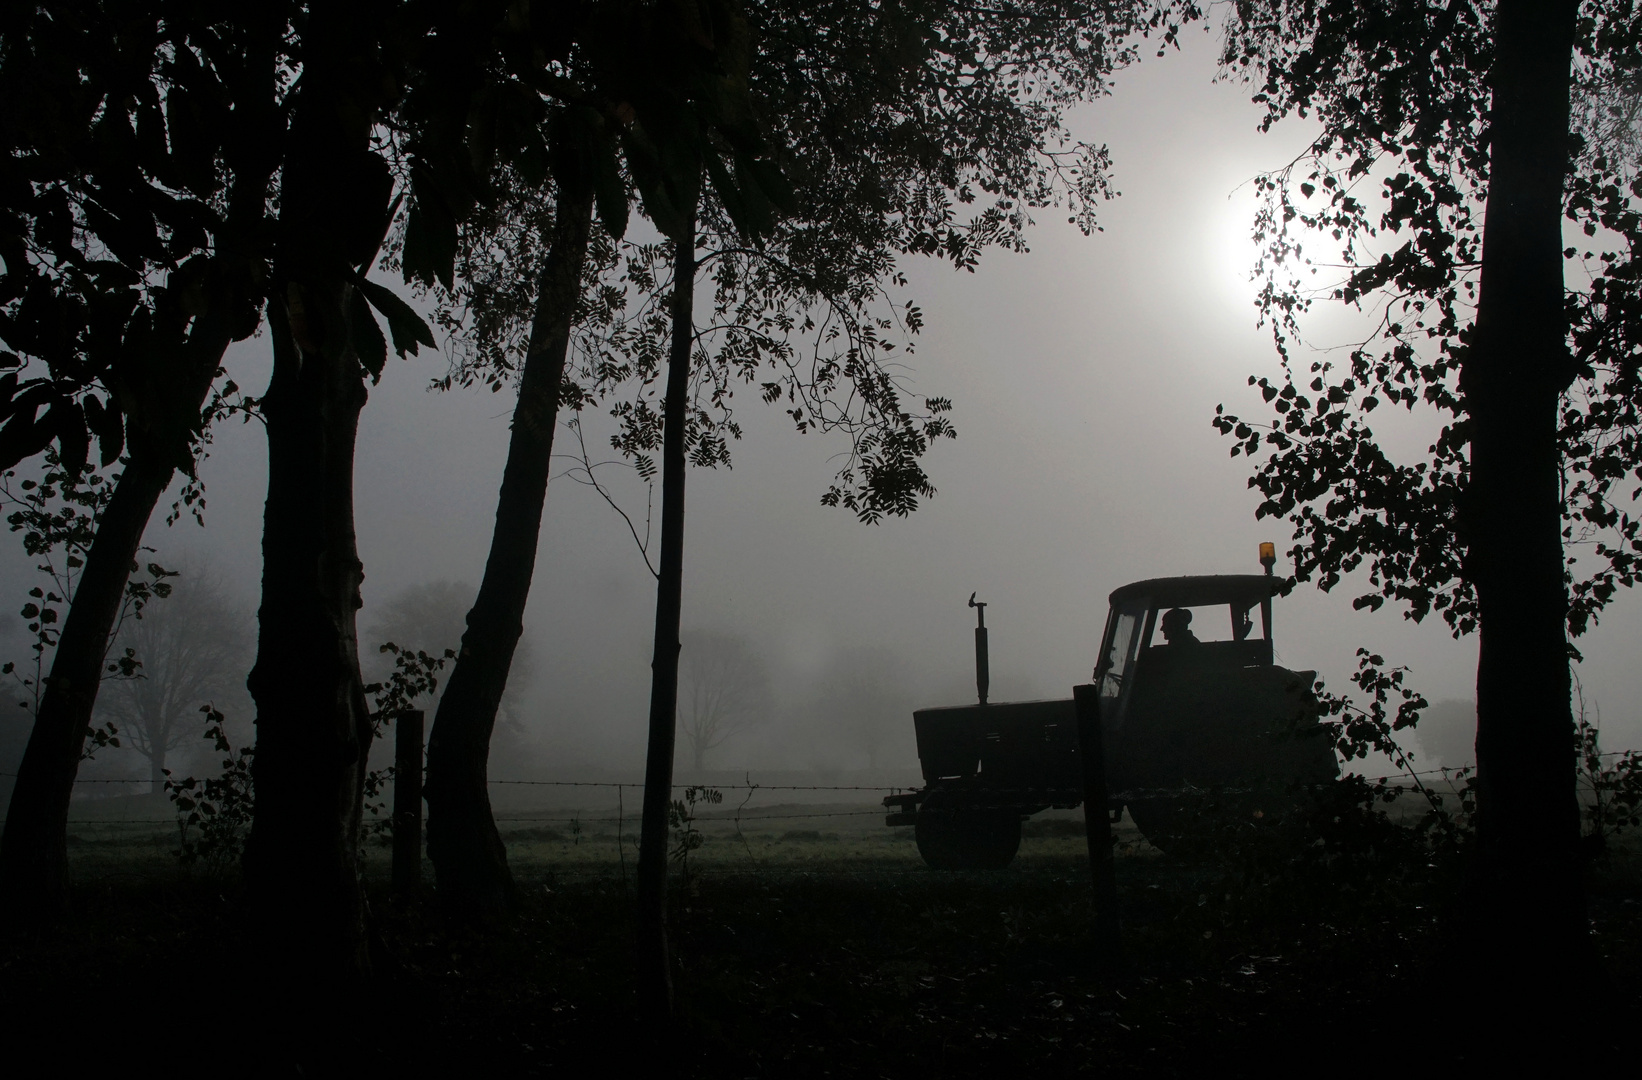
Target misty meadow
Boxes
[1,1,1639,1073]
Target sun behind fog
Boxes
[1207,186,1265,312]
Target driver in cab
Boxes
[1160,607,1200,647]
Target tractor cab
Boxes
[1096,573,1281,736]
[1094,571,1336,840]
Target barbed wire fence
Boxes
[12,751,1633,795]
[6,761,1638,864]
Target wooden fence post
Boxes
[392,708,424,896]
[1073,684,1122,955]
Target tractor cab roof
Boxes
[1108,574,1282,610]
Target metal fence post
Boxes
[392,708,424,896]
[1073,684,1122,955]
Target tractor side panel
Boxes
[914,707,983,782]
[913,699,1083,801]
[1113,656,1335,790]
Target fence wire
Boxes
[6,750,1636,794]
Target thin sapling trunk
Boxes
[636,210,698,1027]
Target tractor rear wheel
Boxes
[914,792,1022,870]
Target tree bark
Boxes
[1460,0,1588,998]
[424,187,594,922]
[242,292,373,984]
[636,214,698,1028]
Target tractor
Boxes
[883,547,1339,868]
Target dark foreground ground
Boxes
[2,816,1638,1075]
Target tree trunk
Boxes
[242,294,373,984]
[241,7,382,991]
[1460,0,1588,999]
[150,742,166,796]
[636,215,698,1028]
[425,187,594,922]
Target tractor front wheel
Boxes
[914,792,1022,870]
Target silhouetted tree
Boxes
[1213,0,1629,1002]
[410,0,800,932]
[613,0,1168,1026]
[98,566,249,791]
[389,0,1167,1022]
[679,630,770,771]
[640,209,701,1029]
[239,1,449,989]
[0,2,283,916]
[418,172,599,924]
[814,647,915,772]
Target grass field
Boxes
[6,795,1639,1074]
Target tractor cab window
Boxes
[1097,606,1144,703]
[1231,598,1268,641]
[1138,599,1274,670]
[1154,602,1268,645]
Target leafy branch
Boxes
[0,452,176,759]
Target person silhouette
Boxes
[1160,607,1199,646]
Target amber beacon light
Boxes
[1258,541,1277,575]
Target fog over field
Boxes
[5,30,1637,787]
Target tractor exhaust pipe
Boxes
[969,592,989,705]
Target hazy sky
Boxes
[8,27,1640,778]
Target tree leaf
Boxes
[82,394,124,466]
[623,124,690,240]
[554,104,628,240]
[355,279,435,357]
[45,398,88,475]
[591,125,629,241]
[706,151,771,240]
[404,164,458,290]
[349,288,389,380]
[738,150,798,215]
